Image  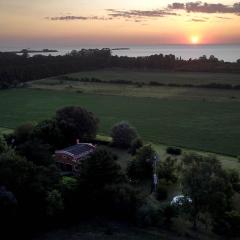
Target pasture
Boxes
[0,88,240,157]
[68,69,240,86]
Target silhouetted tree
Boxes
[56,106,99,145]
[111,121,138,148]
[182,154,240,230]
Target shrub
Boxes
[162,204,178,227]
[136,196,163,227]
[157,157,178,184]
[127,145,155,180]
[156,185,168,201]
[79,148,123,189]
[46,189,64,217]
[14,123,35,145]
[213,211,240,237]
[129,137,143,155]
[103,183,143,220]
[111,121,138,148]
[0,137,8,153]
[166,147,182,156]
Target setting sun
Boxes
[191,36,200,44]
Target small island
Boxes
[111,48,130,51]
[5,48,58,54]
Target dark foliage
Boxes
[16,139,53,166]
[0,150,61,237]
[78,148,124,189]
[182,154,240,230]
[127,145,155,180]
[157,157,178,184]
[111,121,138,148]
[156,185,168,201]
[129,138,143,155]
[56,106,99,145]
[166,147,182,156]
[33,119,65,149]
[213,210,240,237]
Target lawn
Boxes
[0,127,13,135]
[0,88,240,156]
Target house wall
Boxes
[55,153,74,165]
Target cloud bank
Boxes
[47,2,240,23]
[168,2,240,14]
[47,16,112,21]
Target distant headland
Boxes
[3,48,58,54]
[111,48,130,51]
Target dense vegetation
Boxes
[0,106,240,239]
[0,49,240,89]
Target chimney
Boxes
[76,139,80,144]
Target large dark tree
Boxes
[16,139,53,166]
[111,121,138,148]
[77,148,143,219]
[0,150,60,235]
[56,106,99,145]
[181,154,240,230]
[33,119,65,149]
[77,148,124,213]
[13,123,34,145]
[127,145,155,180]
[79,148,123,188]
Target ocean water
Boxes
[113,45,240,62]
[1,45,239,62]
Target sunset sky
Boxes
[1,0,240,47]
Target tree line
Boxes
[0,49,240,89]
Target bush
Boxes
[79,148,124,189]
[166,147,182,156]
[162,204,178,227]
[157,157,178,184]
[103,183,143,220]
[14,123,35,145]
[213,211,240,237]
[111,121,138,148]
[136,196,163,227]
[129,137,143,155]
[16,139,53,166]
[156,185,168,201]
[127,145,155,180]
[0,137,8,153]
[46,189,64,217]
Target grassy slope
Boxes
[0,88,240,156]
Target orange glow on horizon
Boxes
[190,35,200,44]
[0,1,240,46]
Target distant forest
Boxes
[0,48,240,89]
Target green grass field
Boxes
[0,127,13,135]
[32,69,240,102]
[67,69,240,86]
[1,88,240,157]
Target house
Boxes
[54,142,96,173]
